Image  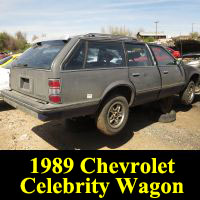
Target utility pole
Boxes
[192,23,195,33]
[155,21,159,39]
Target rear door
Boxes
[125,43,161,105]
[149,45,185,98]
[10,40,67,101]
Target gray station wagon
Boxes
[2,33,200,135]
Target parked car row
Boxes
[166,47,181,58]
[0,53,22,68]
[0,33,200,136]
[0,52,8,59]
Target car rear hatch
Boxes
[10,40,68,102]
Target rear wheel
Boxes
[180,81,195,105]
[96,95,129,136]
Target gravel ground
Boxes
[0,95,200,150]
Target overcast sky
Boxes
[0,0,200,41]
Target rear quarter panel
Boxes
[60,68,130,105]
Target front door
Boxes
[124,43,161,105]
[150,45,185,98]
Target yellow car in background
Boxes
[0,53,22,68]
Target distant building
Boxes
[172,35,194,40]
[137,32,167,40]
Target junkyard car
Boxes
[182,52,200,93]
[182,52,200,69]
[1,33,200,135]
[0,66,10,97]
[0,54,22,97]
[167,47,181,58]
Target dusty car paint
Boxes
[1,34,200,121]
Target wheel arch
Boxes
[97,81,136,111]
[189,73,200,85]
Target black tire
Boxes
[158,110,176,123]
[96,95,129,136]
[159,96,174,114]
[180,81,195,105]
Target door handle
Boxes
[163,71,169,74]
[132,73,140,77]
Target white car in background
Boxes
[0,64,11,97]
[0,54,22,98]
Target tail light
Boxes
[48,80,61,88]
[48,79,61,104]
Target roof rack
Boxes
[84,33,137,41]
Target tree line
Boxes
[0,27,199,53]
[0,31,30,53]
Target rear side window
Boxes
[85,41,125,68]
[150,46,176,66]
[125,44,152,67]
[63,41,85,70]
[14,40,67,69]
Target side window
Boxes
[63,41,85,70]
[125,44,153,67]
[85,42,125,68]
[151,46,176,66]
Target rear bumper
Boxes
[1,90,98,121]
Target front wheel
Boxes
[195,82,200,94]
[96,95,129,136]
[180,81,195,105]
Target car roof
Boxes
[31,33,138,44]
[78,33,137,42]
[31,35,71,44]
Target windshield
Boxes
[0,56,12,65]
[14,40,67,69]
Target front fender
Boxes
[183,64,200,84]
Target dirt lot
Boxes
[0,95,200,150]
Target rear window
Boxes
[0,56,12,65]
[14,40,67,69]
